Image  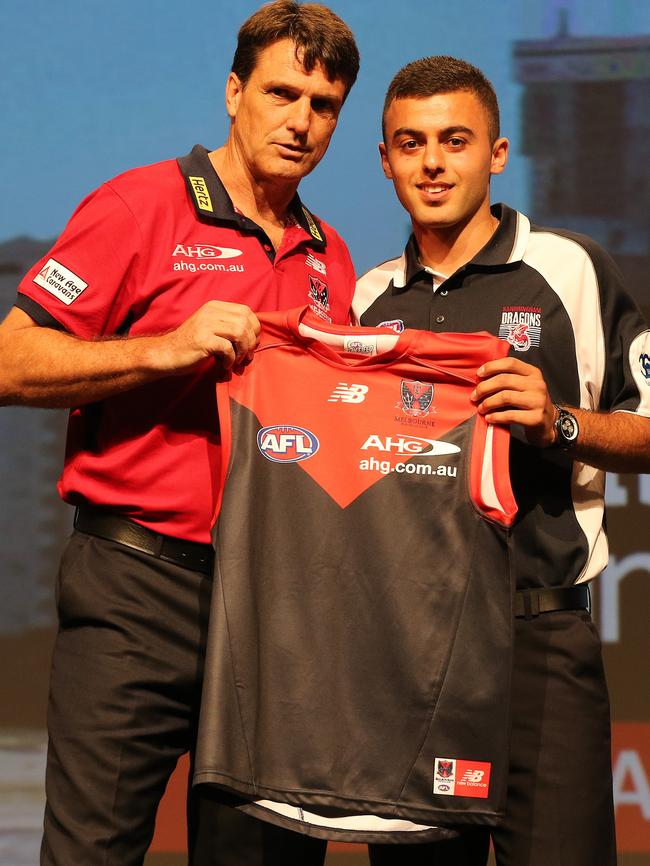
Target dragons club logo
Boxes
[506,322,532,351]
[399,380,434,418]
[499,306,541,352]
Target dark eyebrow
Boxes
[440,125,476,139]
[265,80,343,110]
[391,124,477,143]
[391,127,424,141]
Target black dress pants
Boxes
[42,531,325,866]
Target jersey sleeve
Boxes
[591,243,650,416]
[15,182,142,339]
[467,336,517,527]
[469,417,517,527]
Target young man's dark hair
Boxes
[382,55,500,143]
[233,0,360,97]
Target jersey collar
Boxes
[176,144,327,248]
[395,204,531,290]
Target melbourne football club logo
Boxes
[434,758,456,794]
[399,380,434,417]
[640,353,650,383]
[498,306,541,352]
[257,425,319,463]
[308,274,330,312]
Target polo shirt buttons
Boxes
[440,289,448,296]
[436,315,445,324]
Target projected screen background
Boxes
[1,1,649,863]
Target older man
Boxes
[0,3,359,864]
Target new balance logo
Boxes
[306,253,327,275]
[328,383,369,403]
[461,770,485,783]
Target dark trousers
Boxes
[490,608,616,866]
[42,531,324,866]
[368,608,616,866]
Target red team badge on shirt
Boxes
[308,274,330,318]
[399,380,434,417]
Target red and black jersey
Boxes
[194,307,517,842]
[15,145,355,542]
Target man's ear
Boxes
[225,72,244,120]
[490,137,509,176]
[379,142,393,180]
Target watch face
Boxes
[559,413,578,442]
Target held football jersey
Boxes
[194,307,517,842]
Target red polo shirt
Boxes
[16,145,355,541]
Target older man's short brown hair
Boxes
[232,0,360,98]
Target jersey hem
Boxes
[192,773,502,827]
[238,801,459,844]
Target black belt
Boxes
[74,506,214,575]
[514,584,591,619]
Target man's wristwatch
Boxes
[553,403,579,450]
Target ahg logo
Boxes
[361,434,460,457]
[172,244,242,259]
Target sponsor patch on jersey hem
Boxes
[433,758,491,799]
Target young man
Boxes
[0,3,359,864]
[354,55,650,866]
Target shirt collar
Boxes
[472,204,530,267]
[176,144,327,248]
[394,203,530,290]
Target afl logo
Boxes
[257,425,320,463]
